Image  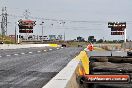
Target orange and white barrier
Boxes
[84,43,94,51]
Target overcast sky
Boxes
[0,0,132,40]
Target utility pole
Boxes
[23,9,30,19]
[1,7,8,35]
[0,7,8,43]
[64,32,65,41]
[62,21,66,41]
[23,9,31,41]
[124,28,127,43]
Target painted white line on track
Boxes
[61,47,64,48]
[29,52,32,54]
[0,56,2,57]
[14,54,18,56]
[44,50,47,52]
[6,55,11,57]
[37,51,41,53]
[57,48,59,49]
[21,53,25,55]
[49,49,52,51]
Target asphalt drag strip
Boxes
[0,47,82,88]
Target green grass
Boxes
[0,35,15,44]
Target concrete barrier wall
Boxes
[0,44,59,49]
[43,57,80,88]
[122,42,132,49]
[94,44,122,50]
[43,51,89,88]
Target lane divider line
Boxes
[29,52,33,54]
[21,53,25,55]
[3,48,57,57]
[37,51,41,53]
[6,55,11,57]
[49,49,52,51]
[14,54,19,56]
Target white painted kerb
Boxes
[43,58,80,88]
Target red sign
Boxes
[111,28,125,31]
[111,32,124,35]
[19,30,33,33]
[19,25,33,29]
[18,19,36,29]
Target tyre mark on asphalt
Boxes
[0,47,82,88]
[0,50,58,85]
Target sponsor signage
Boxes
[108,22,126,28]
[84,75,130,83]
[108,22,126,35]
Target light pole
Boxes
[62,21,66,41]
[2,30,4,44]
[40,21,44,42]
[17,28,20,44]
[15,22,19,44]
[15,22,17,44]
